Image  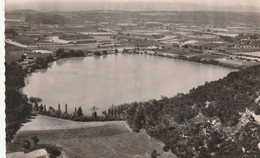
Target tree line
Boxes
[30,100,125,122]
[56,48,85,58]
[5,62,33,142]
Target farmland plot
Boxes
[9,115,176,158]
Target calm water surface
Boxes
[23,54,234,115]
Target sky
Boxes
[5,0,260,6]
[5,0,260,11]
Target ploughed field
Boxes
[9,115,176,158]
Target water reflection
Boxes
[56,57,85,66]
[37,69,48,74]
[56,58,68,66]
[23,54,234,115]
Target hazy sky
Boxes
[5,0,260,6]
[5,0,260,11]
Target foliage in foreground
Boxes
[123,65,260,157]
[5,62,33,141]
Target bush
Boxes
[94,51,102,56]
[23,140,31,150]
[45,145,61,156]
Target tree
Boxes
[65,104,68,114]
[77,107,83,117]
[183,44,189,48]
[74,107,77,116]
[39,104,43,112]
[114,108,118,117]
[34,102,39,111]
[102,110,107,117]
[108,108,111,117]
[21,55,26,60]
[111,108,114,117]
[56,48,65,57]
[46,55,54,62]
[91,106,99,117]
[58,103,61,113]
[23,140,31,150]
[29,97,42,103]
[151,150,159,158]
[31,136,39,147]
[92,111,97,118]
[122,49,129,53]
[43,105,47,112]
[68,49,75,56]
[94,51,102,56]
[102,50,108,55]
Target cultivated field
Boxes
[8,115,176,158]
[240,52,260,57]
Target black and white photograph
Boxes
[3,0,260,157]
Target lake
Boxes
[23,54,234,115]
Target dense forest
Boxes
[120,65,260,157]
[5,62,32,141]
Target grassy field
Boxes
[7,115,176,158]
[240,52,260,57]
[194,53,224,60]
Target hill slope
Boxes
[8,115,177,158]
[125,65,260,157]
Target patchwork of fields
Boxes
[8,115,176,158]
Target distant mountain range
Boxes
[6,9,260,27]
[6,2,260,13]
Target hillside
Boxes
[124,65,260,157]
[25,13,65,25]
[5,10,260,26]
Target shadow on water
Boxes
[56,57,85,66]
[37,69,48,74]
[56,58,69,66]
[94,55,101,59]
